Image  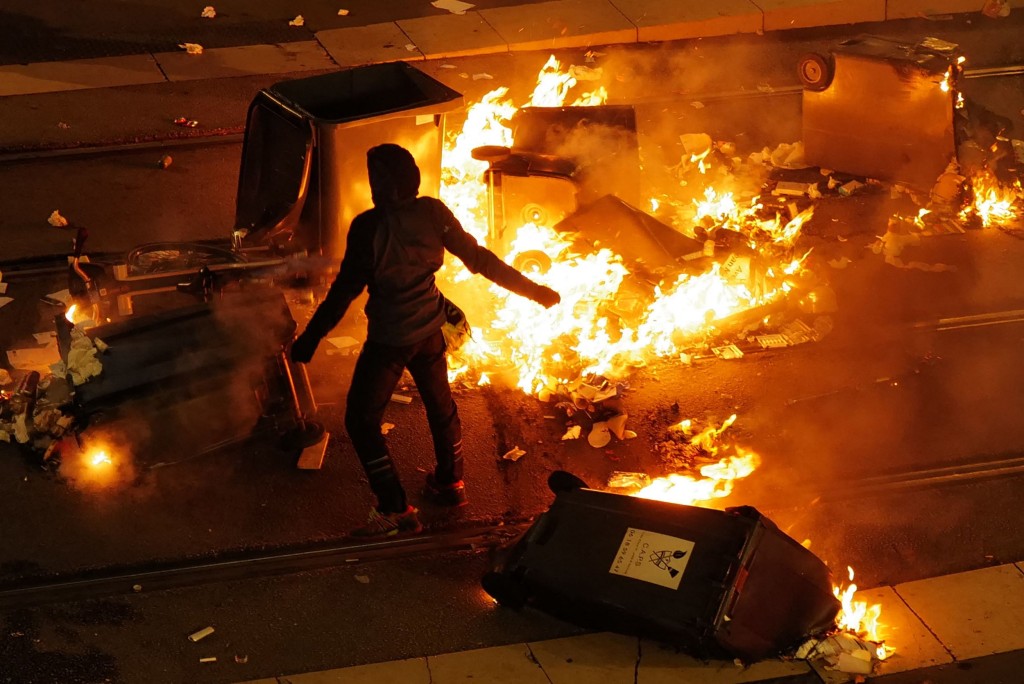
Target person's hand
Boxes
[290,331,320,364]
[533,285,561,309]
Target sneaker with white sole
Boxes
[349,506,423,538]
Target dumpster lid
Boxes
[266,61,463,124]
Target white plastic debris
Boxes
[502,446,526,462]
[47,210,69,227]
[588,423,611,448]
[432,0,475,13]
[51,327,103,386]
[471,72,494,80]
[390,393,412,404]
[405,43,418,52]
[201,6,216,18]
[338,8,350,16]
[289,15,305,26]
[569,65,602,81]
[712,344,744,360]
[561,425,581,441]
[768,141,808,169]
[380,422,394,435]
[179,43,204,54]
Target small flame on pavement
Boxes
[833,566,888,659]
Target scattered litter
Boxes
[757,82,774,93]
[57,122,71,129]
[201,6,216,18]
[234,655,249,664]
[680,133,712,157]
[606,413,629,439]
[561,425,581,440]
[828,257,851,269]
[584,50,606,63]
[289,15,305,26]
[755,334,790,349]
[6,347,59,373]
[0,370,11,386]
[188,626,215,642]
[47,211,69,227]
[459,72,470,79]
[588,423,611,448]
[179,43,204,54]
[0,297,11,310]
[712,344,744,360]
[338,9,350,16]
[199,657,217,664]
[767,141,808,169]
[405,43,418,52]
[33,332,56,346]
[607,471,651,489]
[43,289,71,306]
[569,65,602,81]
[132,584,142,592]
[390,393,412,404]
[173,117,199,128]
[796,632,885,675]
[774,181,814,197]
[1012,139,1024,165]
[432,0,475,14]
[326,336,360,355]
[158,155,173,169]
[838,180,865,197]
[380,422,394,435]
[472,73,494,80]
[355,574,371,584]
[690,101,705,109]
[439,63,457,69]
[502,446,526,462]
[982,0,1011,18]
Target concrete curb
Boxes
[0,0,1012,99]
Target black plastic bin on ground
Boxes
[483,477,839,662]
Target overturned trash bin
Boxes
[234,62,464,258]
[483,473,839,662]
[59,287,322,463]
[800,35,961,187]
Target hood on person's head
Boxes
[367,144,421,207]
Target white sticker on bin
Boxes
[609,527,694,590]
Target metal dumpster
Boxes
[235,62,464,258]
[800,35,961,187]
[483,476,839,661]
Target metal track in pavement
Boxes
[0,522,527,611]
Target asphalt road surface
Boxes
[1,14,1023,684]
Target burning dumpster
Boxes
[483,473,839,662]
[800,35,961,187]
[234,62,464,258]
[59,287,320,463]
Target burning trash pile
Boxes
[0,306,106,461]
[435,56,835,435]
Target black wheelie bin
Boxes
[483,474,840,662]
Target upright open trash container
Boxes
[800,35,960,187]
[483,480,839,662]
[235,62,464,258]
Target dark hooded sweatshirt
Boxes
[303,195,549,347]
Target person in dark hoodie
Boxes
[290,144,561,538]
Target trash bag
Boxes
[441,296,472,352]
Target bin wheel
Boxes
[482,571,529,609]
[797,53,832,91]
[512,249,552,275]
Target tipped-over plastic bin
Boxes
[235,62,464,257]
[483,475,840,662]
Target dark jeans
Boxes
[345,329,463,514]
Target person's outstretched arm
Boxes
[436,201,560,308]
[290,218,373,362]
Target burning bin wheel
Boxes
[797,53,832,91]
[512,250,552,275]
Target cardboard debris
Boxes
[179,42,204,54]
[838,180,865,197]
[380,422,394,435]
[561,425,581,440]
[6,347,60,373]
[432,0,475,13]
[502,446,526,462]
[607,471,651,489]
[796,632,884,675]
[774,181,815,197]
[0,297,11,310]
[188,626,215,642]
[289,15,305,26]
[390,393,412,404]
[201,6,215,18]
[712,344,744,360]
[755,334,790,349]
[47,210,69,227]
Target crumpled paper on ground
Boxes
[179,43,204,54]
[50,327,104,385]
[871,220,957,272]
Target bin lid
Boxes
[266,61,463,124]
[833,35,958,75]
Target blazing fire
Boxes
[438,55,813,393]
[960,169,1022,228]
[833,566,889,659]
